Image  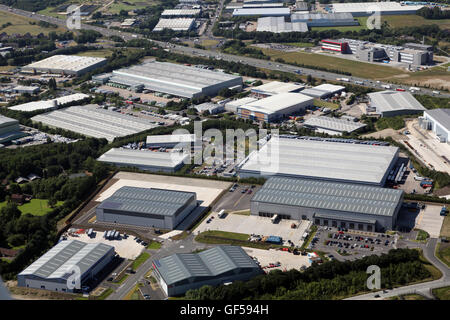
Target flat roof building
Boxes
[321,39,351,53]
[291,12,358,27]
[232,7,291,16]
[31,105,156,142]
[161,9,201,17]
[97,148,190,172]
[303,116,367,135]
[146,134,196,148]
[237,93,313,123]
[0,115,25,144]
[368,90,426,117]
[108,61,243,99]
[301,84,346,99]
[153,18,196,31]
[237,137,399,186]
[9,93,90,112]
[152,246,262,296]
[251,176,404,232]
[11,85,40,94]
[224,97,258,113]
[96,186,197,230]
[421,109,450,144]
[18,240,115,292]
[192,102,225,115]
[251,81,305,97]
[256,17,308,33]
[332,2,423,16]
[22,55,107,76]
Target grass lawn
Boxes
[0,11,66,35]
[436,242,450,267]
[107,0,159,14]
[286,42,314,48]
[314,98,340,110]
[146,241,162,250]
[0,199,64,216]
[432,286,450,300]
[75,49,114,58]
[440,215,450,238]
[382,15,450,30]
[195,230,286,250]
[131,252,151,271]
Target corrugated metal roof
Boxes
[368,91,426,114]
[146,134,195,145]
[252,176,403,217]
[303,116,366,133]
[425,109,450,131]
[154,246,259,285]
[97,186,196,217]
[0,115,19,127]
[251,81,305,95]
[19,240,114,280]
[240,92,313,114]
[256,17,308,33]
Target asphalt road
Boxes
[0,277,12,300]
[1,4,448,98]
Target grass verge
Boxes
[131,252,151,272]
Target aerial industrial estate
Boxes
[0,0,449,308]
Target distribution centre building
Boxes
[237,137,399,186]
[251,176,404,232]
[256,17,308,33]
[152,246,262,296]
[303,116,367,135]
[22,55,107,76]
[232,7,291,16]
[107,61,243,99]
[31,105,157,142]
[18,240,115,292]
[97,148,190,172]
[251,81,305,97]
[153,18,196,31]
[160,9,201,17]
[367,90,426,117]
[290,13,358,27]
[0,115,26,144]
[237,93,313,122]
[96,186,198,230]
[420,109,450,143]
[9,93,90,112]
[332,2,423,16]
[146,134,197,148]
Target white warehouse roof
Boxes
[332,2,423,15]
[161,9,201,16]
[368,90,426,115]
[153,18,195,31]
[146,134,196,145]
[238,137,399,185]
[31,105,157,142]
[233,7,291,16]
[303,116,367,133]
[241,93,313,115]
[9,93,90,112]
[97,148,190,171]
[22,55,107,74]
[0,115,19,128]
[251,81,305,95]
[257,17,308,33]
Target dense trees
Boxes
[417,7,450,19]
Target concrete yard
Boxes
[65,231,144,260]
[414,204,445,238]
[243,247,311,272]
[195,213,311,246]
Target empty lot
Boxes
[243,247,311,272]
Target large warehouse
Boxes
[0,115,26,144]
[18,240,115,292]
[251,81,305,97]
[303,116,367,135]
[152,246,262,296]
[237,93,313,122]
[237,137,399,186]
[421,109,450,143]
[97,148,190,172]
[224,97,258,113]
[332,2,424,16]
[146,134,197,148]
[290,12,358,27]
[22,55,107,76]
[160,9,201,17]
[367,90,426,117]
[9,93,90,112]
[108,61,243,98]
[31,105,157,142]
[301,84,346,99]
[96,186,198,230]
[256,17,308,33]
[251,177,404,232]
[153,18,196,31]
[232,7,290,16]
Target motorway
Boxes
[1,4,449,99]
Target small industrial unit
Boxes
[251,176,404,232]
[420,109,450,143]
[367,90,427,117]
[17,240,115,293]
[96,186,198,230]
[152,246,262,296]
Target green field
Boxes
[432,286,450,300]
[0,11,66,35]
[436,242,450,267]
[286,42,315,48]
[146,241,162,250]
[314,98,340,110]
[107,0,159,14]
[75,49,114,58]
[131,252,151,271]
[382,15,450,30]
[0,199,63,216]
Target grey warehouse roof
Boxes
[252,176,403,217]
[97,186,196,217]
[425,109,450,131]
[238,137,399,185]
[153,246,259,286]
[31,105,157,142]
[0,115,19,127]
[257,17,308,33]
[303,116,366,133]
[368,90,426,114]
[19,240,114,280]
[97,148,190,170]
[109,61,242,98]
[146,134,196,145]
